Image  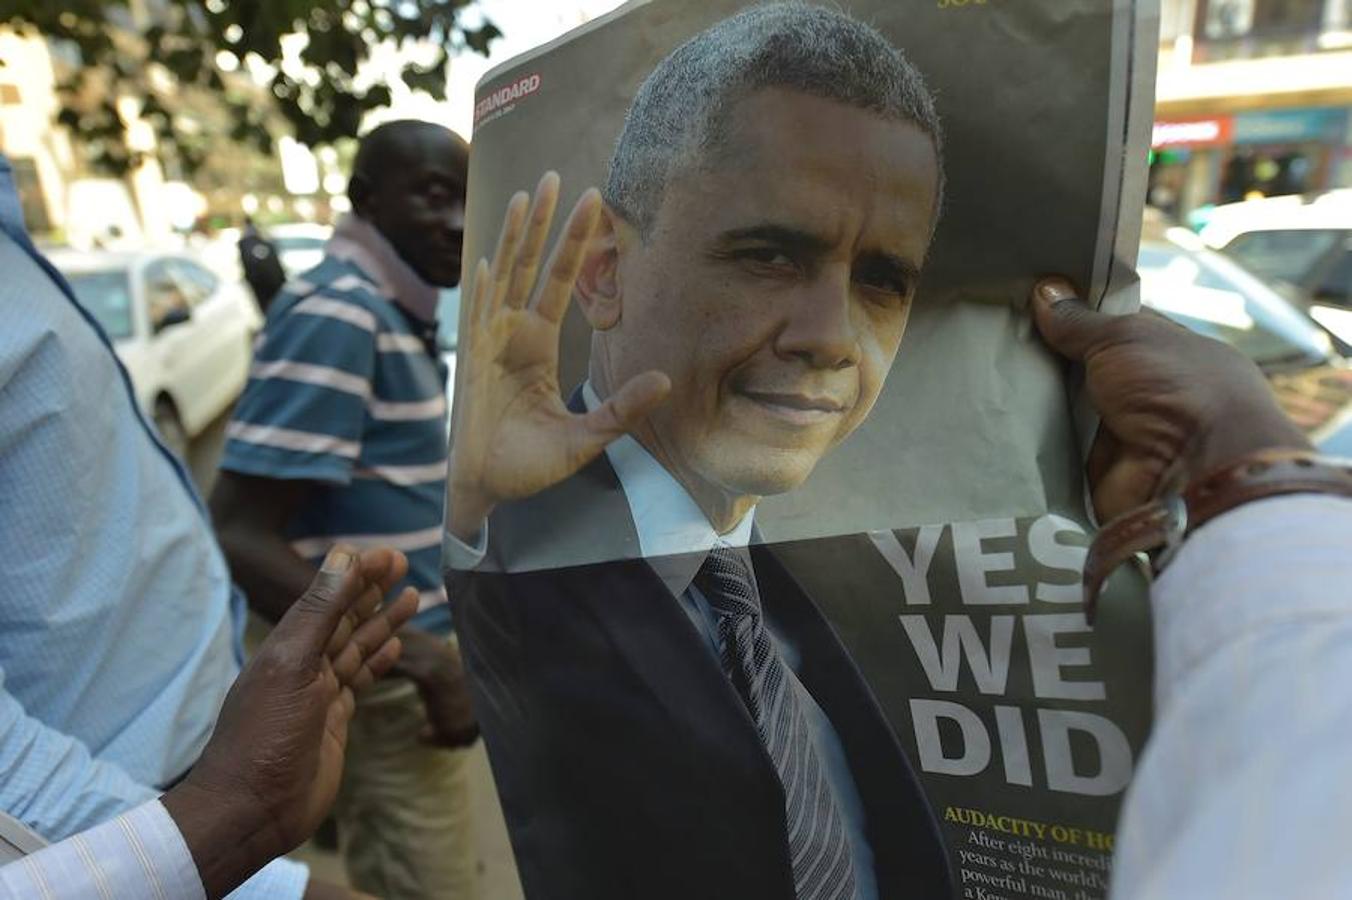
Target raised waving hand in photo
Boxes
[447,173,669,539]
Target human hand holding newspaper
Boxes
[1032,277,1311,521]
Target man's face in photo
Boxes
[599,88,940,506]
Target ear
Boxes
[574,204,628,332]
[348,173,377,220]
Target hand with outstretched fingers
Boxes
[162,546,419,900]
[447,172,670,539]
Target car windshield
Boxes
[67,270,135,340]
[274,235,327,252]
[1223,229,1344,284]
[1138,241,1331,368]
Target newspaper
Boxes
[448,2,1160,897]
[0,810,46,865]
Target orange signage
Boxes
[1152,118,1234,148]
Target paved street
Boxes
[186,411,524,898]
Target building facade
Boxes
[1151,0,1352,218]
[0,26,176,244]
[0,30,77,236]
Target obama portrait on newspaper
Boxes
[446,6,952,899]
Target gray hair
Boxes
[604,2,945,237]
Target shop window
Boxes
[1219,149,1316,204]
[1251,0,1326,34]
[1203,0,1256,38]
[1201,0,1325,36]
[1196,0,1327,57]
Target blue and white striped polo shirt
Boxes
[221,255,452,634]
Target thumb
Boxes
[1030,277,1116,363]
[279,545,359,666]
[572,370,671,459]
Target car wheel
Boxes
[153,399,189,458]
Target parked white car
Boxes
[52,248,262,455]
[1196,193,1352,351]
[1196,189,1352,251]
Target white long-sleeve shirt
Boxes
[1109,494,1352,898]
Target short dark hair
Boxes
[351,119,468,191]
[604,2,945,237]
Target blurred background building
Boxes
[0,29,80,238]
[0,0,621,247]
[0,20,280,248]
[1151,0,1352,219]
[6,1,1351,241]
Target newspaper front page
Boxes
[447,3,1160,897]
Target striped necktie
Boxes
[695,545,857,900]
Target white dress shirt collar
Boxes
[583,382,755,595]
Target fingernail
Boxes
[1037,278,1077,305]
[321,548,355,574]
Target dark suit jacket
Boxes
[447,417,952,899]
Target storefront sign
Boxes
[1233,107,1349,145]
[1152,117,1233,148]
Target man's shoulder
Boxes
[265,256,404,337]
[1,235,112,373]
[283,256,394,308]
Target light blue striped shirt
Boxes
[0,156,306,898]
[221,254,452,633]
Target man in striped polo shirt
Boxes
[212,120,479,899]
